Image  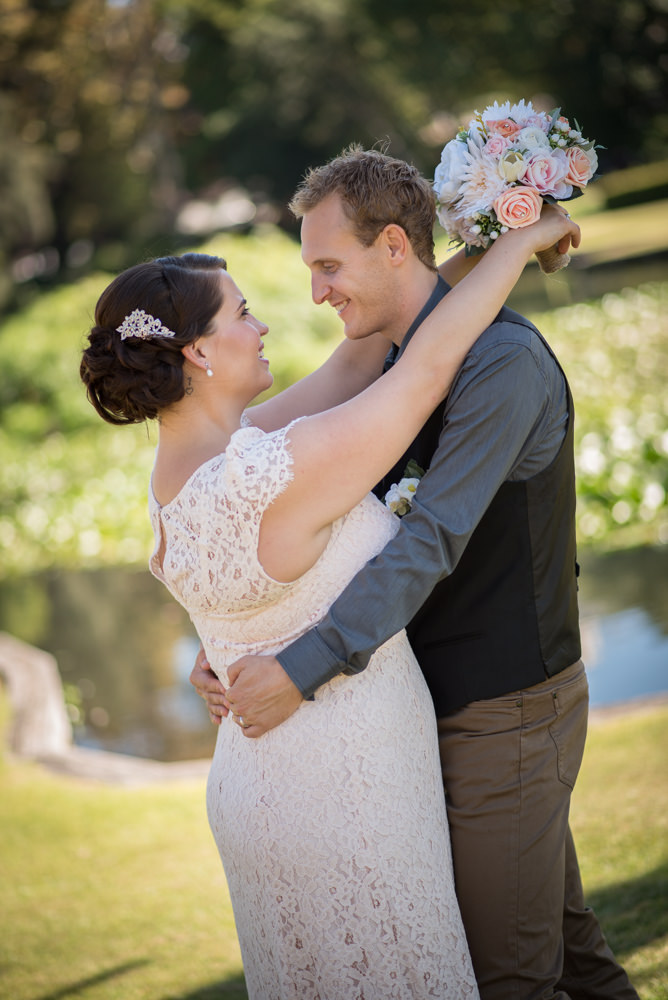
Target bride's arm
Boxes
[247,333,389,432]
[438,246,486,286]
[259,207,580,582]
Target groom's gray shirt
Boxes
[276,297,569,700]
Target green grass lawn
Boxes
[1,700,666,999]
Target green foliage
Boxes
[532,283,668,548]
[2,0,666,311]
[0,0,181,308]
[0,227,340,576]
[0,225,666,578]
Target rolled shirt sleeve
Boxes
[277,323,565,698]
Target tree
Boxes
[0,0,181,308]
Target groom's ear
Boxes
[382,223,409,266]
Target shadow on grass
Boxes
[587,859,668,955]
[30,960,150,999]
[26,961,247,1000]
[165,972,247,999]
[164,861,667,1000]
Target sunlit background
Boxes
[1,0,667,756]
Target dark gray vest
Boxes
[374,294,581,716]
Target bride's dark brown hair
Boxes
[80,253,226,425]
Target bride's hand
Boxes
[501,202,581,258]
[190,646,229,724]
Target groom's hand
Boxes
[225,656,304,738]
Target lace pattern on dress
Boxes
[147,418,479,999]
[148,420,299,614]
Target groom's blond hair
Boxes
[289,145,437,271]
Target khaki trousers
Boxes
[437,661,639,1000]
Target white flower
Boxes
[459,216,491,248]
[498,149,527,182]
[457,143,509,218]
[433,139,469,203]
[516,126,550,150]
[480,99,537,127]
[384,477,421,517]
[435,202,464,241]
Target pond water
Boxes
[1,545,666,762]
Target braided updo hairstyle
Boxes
[80,253,227,425]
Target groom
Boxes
[192,146,638,999]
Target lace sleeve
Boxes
[224,420,301,519]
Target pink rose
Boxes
[486,118,522,138]
[522,148,572,198]
[565,145,597,187]
[525,113,551,133]
[485,134,512,156]
[493,186,543,228]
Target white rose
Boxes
[434,139,469,204]
[516,126,551,150]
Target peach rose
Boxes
[486,118,522,138]
[493,186,543,229]
[565,145,598,187]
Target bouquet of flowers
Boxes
[433,99,599,272]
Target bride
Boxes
[80,173,577,998]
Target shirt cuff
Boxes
[276,628,346,699]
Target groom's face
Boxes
[300,193,402,342]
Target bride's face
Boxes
[202,271,272,398]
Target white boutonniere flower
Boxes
[384,460,425,517]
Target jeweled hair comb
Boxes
[116,309,176,341]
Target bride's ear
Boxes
[182,341,209,375]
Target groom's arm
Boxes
[215,333,554,733]
[277,333,552,695]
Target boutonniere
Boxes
[384,459,425,517]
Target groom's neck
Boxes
[390,268,441,348]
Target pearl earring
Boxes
[204,361,214,378]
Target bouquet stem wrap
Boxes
[536,246,571,274]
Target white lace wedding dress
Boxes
[149,421,478,1000]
